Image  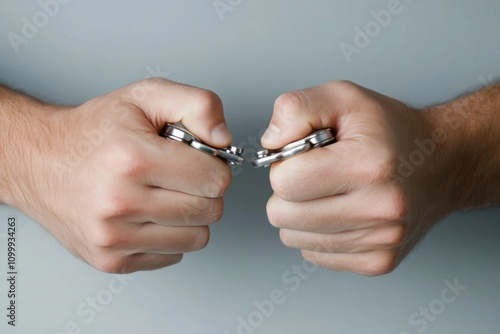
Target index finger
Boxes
[261,81,357,149]
[269,138,365,201]
[121,78,233,148]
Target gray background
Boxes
[1,0,499,333]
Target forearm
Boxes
[424,84,500,213]
[0,85,60,206]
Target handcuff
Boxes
[160,123,245,166]
[160,123,335,168]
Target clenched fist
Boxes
[261,81,500,276]
[0,79,233,273]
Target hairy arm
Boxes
[0,85,60,206]
[423,84,500,212]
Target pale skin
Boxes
[0,79,233,273]
[1,79,499,276]
[261,81,500,276]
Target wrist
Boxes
[421,86,500,213]
[0,87,65,209]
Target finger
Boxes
[141,187,224,226]
[147,138,231,197]
[269,139,377,201]
[302,249,400,277]
[121,253,184,273]
[267,185,407,233]
[261,81,360,149]
[124,223,210,254]
[122,78,232,147]
[279,224,406,254]
[114,188,224,227]
[261,81,395,149]
[107,134,231,197]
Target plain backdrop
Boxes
[1,1,499,333]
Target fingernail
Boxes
[261,123,281,143]
[211,123,232,146]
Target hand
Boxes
[5,79,232,273]
[261,81,464,276]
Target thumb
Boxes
[261,82,343,149]
[123,78,232,147]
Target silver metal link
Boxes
[160,123,245,166]
[251,128,335,168]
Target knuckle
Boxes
[203,167,231,198]
[214,167,232,196]
[266,197,283,228]
[274,91,304,118]
[133,77,164,86]
[125,78,169,101]
[95,192,137,220]
[167,253,184,266]
[207,198,224,224]
[142,77,167,87]
[384,188,409,221]
[269,168,295,201]
[369,187,409,222]
[279,229,292,247]
[192,89,223,115]
[89,223,127,249]
[369,225,407,249]
[190,227,210,251]
[301,250,329,268]
[102,141,147,178]
[382,225,407,248]
[357,252,399,277]
[354,147,395,186]
[90,253,127,274]
[326,80,362,100]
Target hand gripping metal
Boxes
[251,128,335,168]
[160,123,245,166]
